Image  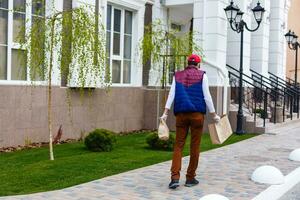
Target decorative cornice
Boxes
[108,0,147,10]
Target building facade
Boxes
[0,0,292,147]
[286,0,300,82]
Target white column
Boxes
[268,0,288,78]
[250,0,270,77]
[132,6,145,87]
[152,0,168,24]
[193,0,229,114]
[194,0,228,86]
[226,0,252,76]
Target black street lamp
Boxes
[224,1,265,135]
[285,30,300,113]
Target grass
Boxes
[0,132,256,196]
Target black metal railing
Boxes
[227,64,295,127]
[269,71,300,89]
[286,76,296,85]
[250,69,299,118]
[268,71,300,118]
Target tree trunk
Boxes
[48,19,56,161]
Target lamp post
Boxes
[224,1,265,135]
[285,30,300,113]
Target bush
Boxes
[146,133,175,151]
[254,108,268,119]
[84,129,117,152]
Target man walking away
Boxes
[161,54,220,189]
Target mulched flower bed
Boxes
[0,139,78,153]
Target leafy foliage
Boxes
[140,20,204,79]
[254,108,268,119]
[19,4,109,87]
[84,129,117,152]
[16,3,109,160]
[146,132,175,151]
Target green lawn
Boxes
[0,132,256,196]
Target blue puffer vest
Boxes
[174,66,206,115]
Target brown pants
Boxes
[171,112,204,181]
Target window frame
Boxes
[106,3,134,86]
[0,0,9,80]
[0,0,47,85]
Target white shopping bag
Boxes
[158,118,169,140]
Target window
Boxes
[31,0,45,81]
[11,0,27,81]
[0,0,8,80]
[61,0,73,86]
[13,0,26,43]
[171,23,182,32]
[0,47,7,80]
[0,0,45,82]
[32,0,45,16]
[106,5,133,84]
[113,9,121,55]
[11,49,26,80]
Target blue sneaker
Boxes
[185,178,199,187]
[168,179,179,189]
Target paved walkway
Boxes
[1,120,300,200]
[279,183,300,200]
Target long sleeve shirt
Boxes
[165,73,216,113]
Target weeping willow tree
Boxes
[19,3,108,160]
[141,20,204,87]
[140,20,204,118]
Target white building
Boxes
[0,0,292,147]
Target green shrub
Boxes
[84,129,117,152]
[146,133,175,151]
[254,108,268,119]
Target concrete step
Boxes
[230,105,300,134]
[264,117,300,133]
[229,99,300,133]
[229,110,266,134]
[286,113,299,119]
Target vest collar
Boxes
[185,65,199,70]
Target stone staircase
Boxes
[228,103,300,134]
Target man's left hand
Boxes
[213,115,221,123]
